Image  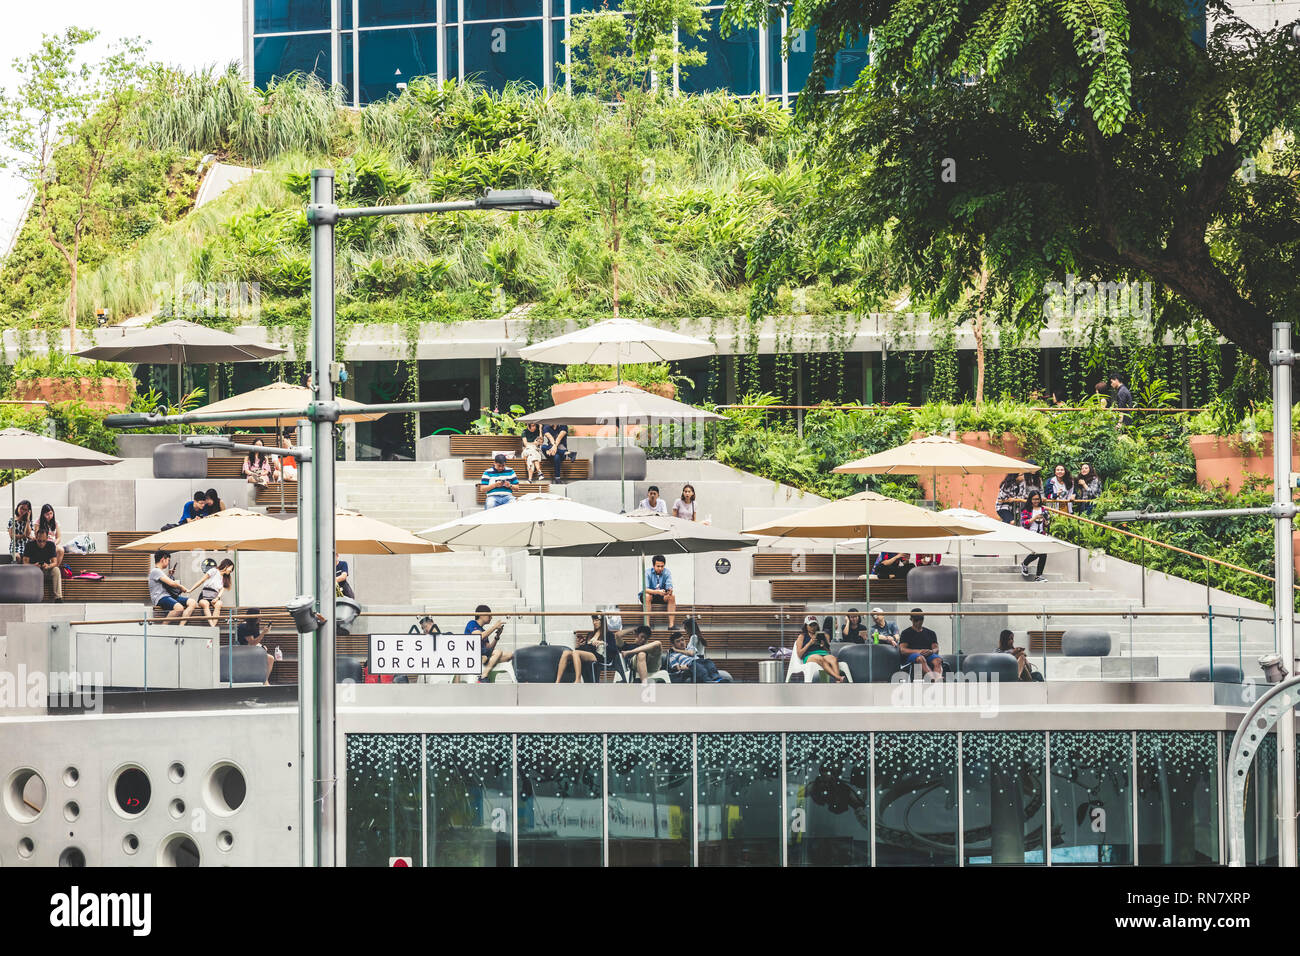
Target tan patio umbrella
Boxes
[517,385,724,428]
[833,434,1038,510]
[518,318,715,373]
[0,429,122,537]
[188,382,386,428]
[743,491,989,606]
[119,507,448,555]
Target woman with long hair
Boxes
[1045,464,1074,513]
[205,488,226,514]
[1020,490,1051,580]
[8,499,33,558]
[995,473,1025,524]
[36,504,63,562]
[1074,462,1101,515]
[673,483,698,521]
[243,440,274,488]
[794,615,845,682]
[557,612,611,683]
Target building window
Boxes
[677,10,760,96]
[359,0,443,27]
[426,734,513,866]
[1136,731,1220,864]
[253,33,334,89]
[1049,730,1134,864]
[786,732,871,866]
[462,19,546,90]
[255,0,334,33]
[697,733,782,865]
[607,733,694,866]
[874,732,959,865]
[962,731,1046,864]
[358,27,439,103]
[516,733,604,866]
[345,734,423,866]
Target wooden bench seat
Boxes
[255,482,298,514]
[461,457,590,482]
[206,456,248,479]
[450,435,523,457]
[51,576,150,603]
[1027,630,1065,654]
[64,552,151,575]
[753,553,870,576]
[769,577,908,602]
[475,481,551,504]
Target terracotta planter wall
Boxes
[913,431,1031,515]
[548,380,677,437]
[1189,434,1300,494]
[10,377,133,412]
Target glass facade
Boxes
[346,730,1262,865]
[251,0,869,102]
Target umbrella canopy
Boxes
[417,493,661,549]
[864,508,1075,556]
[73,319,285,364]
[518,318,714,367]
[187,381,386,427]
[535,508,755,557]
[119,507,448,554]
[0,429,122,470]
[517,385,724,427]
[833,434,1038,475]
[742,491,992,540]
[0,428,122,523]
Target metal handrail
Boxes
[714,404,1208,414]
[1045,505,1300,593]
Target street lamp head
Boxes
[476,188,559,211]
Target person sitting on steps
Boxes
[469,605,511,682]
[619,624,664,681]
[900,607,943,679]
[23,527,62,603]
[794,615,845,682]
[148,550,196,622]
[556,613,611,683]
[640,554,677,628]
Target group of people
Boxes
[994,462,1102,581]
[8,500,66,602]
[637,484,701,521]
[175,488,229,527]
[795,607,943,681]
[520,422,575,484]
[458,603,729,684]
[241,436,298,488]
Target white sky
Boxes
[0,1,244,250]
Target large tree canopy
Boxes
[725,0,1300,361]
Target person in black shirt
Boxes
[1108,373,1132,409]
[840,608,868,644]
[23,527,61,602]
[236,607,277,684]
[899,607,942,678]
[541,423,569,483]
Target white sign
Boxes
[368,633,481,676]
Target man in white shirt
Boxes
[638,485,669,514]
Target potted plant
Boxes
[7,354,135,411]
[1188,401,1299,493]
[549,363,693,436]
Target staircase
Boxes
[335,462,460,533]
[336,461,543,649]
[960,554,1276,679]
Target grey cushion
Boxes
[591,444,646,481]
[220,645,270,683]
[906,564,959,602]
[152,443,208,479]
[1189,663,1246,683]
[513,643,570,683]
[837,642,903,683]
[0,564,44,603]
[960,652,1021,681]
[1061,629,1112,656]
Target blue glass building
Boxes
[245,0,871,105]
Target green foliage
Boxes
[551,361,694,390]
[0,401,118,455]
[7,353,134,385]
[468,404,527,436]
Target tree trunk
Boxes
[611,210,621,319]
[68,240,79,352]
[973,264,989,405]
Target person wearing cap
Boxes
[867,608,900,647]
[900,607,942,678]
[795,615,845,682]
[481,453,519,509]
[840,608,869,644]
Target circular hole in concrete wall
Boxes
[58,846,85,867]
[62,801,79,823]
[110,766,150,817]
[5,769,46,823]
[205,763,247,815]
[122,834,139,855]
[157,834,200,867]
[62,767,79,788]
[167,762,185,784]
[217,831,233,852]
[168,798,185,819]
[17,837,34,858]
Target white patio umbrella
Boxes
[0,429,122,539]
[518,318,715,379]
[865,507,1074,557]
[417,493,662,642]
[517,385,724,507]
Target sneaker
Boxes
[273,646,283,661]
[1035,575,1048,582]
[1020,566,1031,578]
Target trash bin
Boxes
[758,660,784,683]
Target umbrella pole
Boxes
[832,541,837,611]
[538,525,547,645]
[619,414,626,512]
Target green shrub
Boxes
[8,353,135,385]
